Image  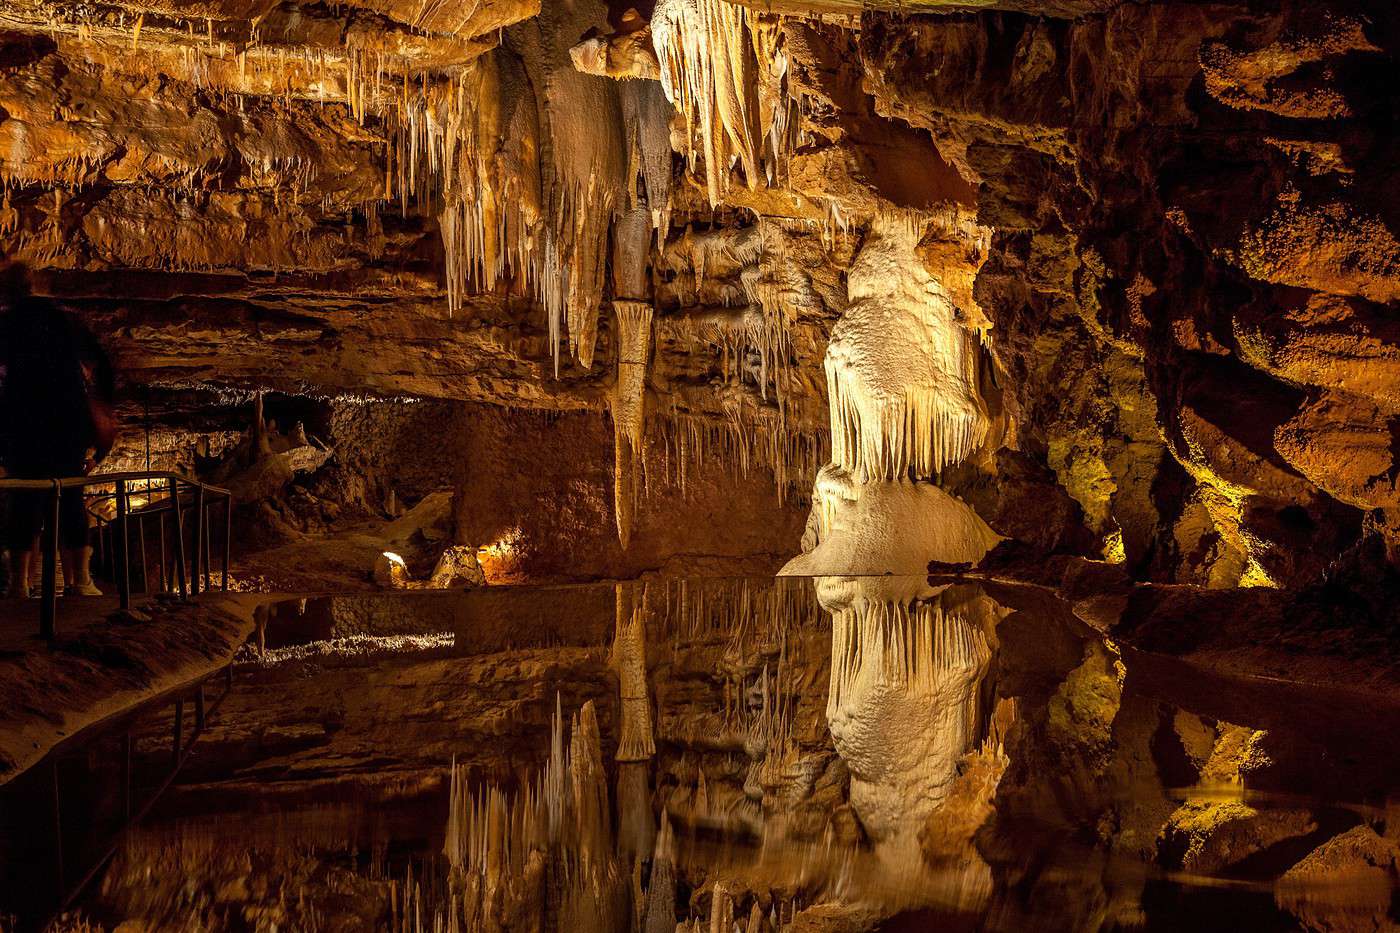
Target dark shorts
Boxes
[3,461,91,551]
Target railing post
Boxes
[40,480,59,640]
[122,732,133,821]
[116,479,131,611]
[51,759,64,892]
[95,514,106,580]
[172,699,184,766]
[137,514,149,595]
[168,478,188,599]
[158,512,168,594]
[193,484,206,596]
[222,496,231,592]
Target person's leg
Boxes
[5,491,41,598]
[59,486,99,595]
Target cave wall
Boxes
[450,405,808,580]
[857,1,1396,586]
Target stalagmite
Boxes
[612,583,657,761]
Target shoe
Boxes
[64,581,103,597]
[6,585,29,600]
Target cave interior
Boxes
[0,0,1399,928]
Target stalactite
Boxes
[619,79,674,242]
[537,0,628,371]
[648,406,827,506]
[652,0,762,205]
[612,300,653,547]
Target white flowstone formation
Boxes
[782,212,999,575]
[828,213,989,483]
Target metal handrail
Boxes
[0,471,230,495]
[0,471,234,640]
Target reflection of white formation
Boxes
[781,213,998,575]
[824,584,996,846]
[782,464,1000,575]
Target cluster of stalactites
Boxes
[388,51,633,375]
[386,60,544,317]
[650,0,793,206]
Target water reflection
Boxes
[7,576,1399,931]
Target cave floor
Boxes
[0,593,263,789]
[0,577,1394,932]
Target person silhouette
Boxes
[0,264,116,598]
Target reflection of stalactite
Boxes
[612,298,653,548]
[613,584,656,761]
[442,696,624,930]
[644,576,818,643]
[647,407,827,506]
[643,814,677,933]
[616,763,656,864]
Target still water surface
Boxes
[2,576,1397,931]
